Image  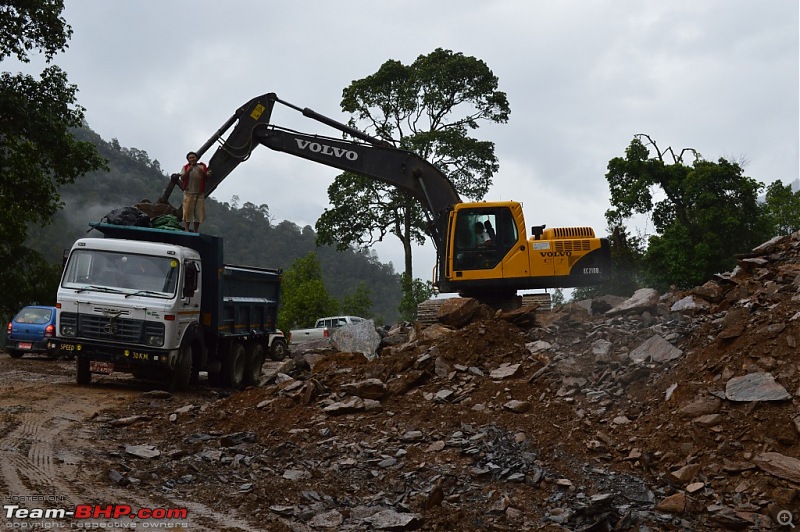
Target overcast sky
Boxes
[10,1,799,280]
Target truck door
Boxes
[179,260,202,326]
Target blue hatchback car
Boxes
[6,306,58,359]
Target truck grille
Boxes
[60,312,164,344]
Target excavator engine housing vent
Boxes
[543,227,596,239]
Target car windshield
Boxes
[13,308,52,324]
[61,249,180,298]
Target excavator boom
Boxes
[159,93,459,249]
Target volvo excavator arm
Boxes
[159,93,460,250]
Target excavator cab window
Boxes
[453,208,517,271]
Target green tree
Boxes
[0,0,106,314]
[397,273,433,322]
[551,288,564,307]
[341,282,373,320]
[605,135,767,290]
[315,48,510,285]
[763,180,800,236]
[0,248,62,335]
[278,252,339,331]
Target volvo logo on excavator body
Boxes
[539,251,572,257]
[295,139,358,161]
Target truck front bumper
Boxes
[58,339,178,373]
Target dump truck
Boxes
[56,223,286,390]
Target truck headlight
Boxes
[146,335,164,347]
[144,323,165,347]
[60,324,76,337]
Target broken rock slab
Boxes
[717,308,750,340]
[606,288,659,316]
[629,334,682,364]
[724,372,791,402]
[125,444,160,459]
[363,509,422,530]
[670,295,710,314]
[323,397,382,415]
[437,297,481,328]
[332,319,382,360]
[341,378,387,400]
[490,363,521,380]
[753,452,800,483]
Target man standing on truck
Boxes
[177,151,211,233]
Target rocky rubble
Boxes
[94,232,800,530]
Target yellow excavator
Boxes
[149,93,611,308]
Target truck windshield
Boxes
[61,249,180,298]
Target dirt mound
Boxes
[92,233,800,530]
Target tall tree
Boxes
[605,134,767,290]
[763,180,800,236]
[278,252,339,331]
[315,49,510,282]
[340,282,373,321]
[0,0,106,316]
[397,273,433,322]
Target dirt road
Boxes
[0,352,256,531]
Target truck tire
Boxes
[269,338,288,361]
[243,342,265,386]
[76,355,91,385]
[224,342,246,389]
[169,341,193,392]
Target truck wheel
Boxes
[169,341,193,392]
[76,355,91,385]
[270,338,288,361]
[224,342,246,389]
[243,342,265,386]
[7,349,23,359]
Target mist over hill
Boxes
[28,127,402,324]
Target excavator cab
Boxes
[450,205,518,272]
[444,201,611,298]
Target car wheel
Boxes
[270,338,288,361]
[8,349,23,359]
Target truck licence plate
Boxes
[17,342,32,350]
[90,361,114,375]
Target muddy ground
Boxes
[2,235,800,531]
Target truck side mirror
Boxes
[183,262,199,298]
